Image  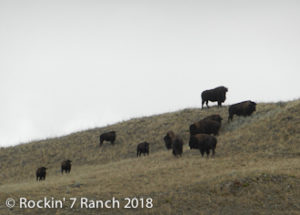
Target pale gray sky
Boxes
[0,0,299,146]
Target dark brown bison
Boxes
[201,86,228,108]
[228,100,257,122]
[61,160,72,174]
[137,142,149,157]
[202,114,223,123]
[189,134,217,157]
[99,131,116,147]
[189,119,221,136]
[172,136,184,157]
[163,131,176,150]
[36,167,47,181]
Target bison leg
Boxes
[212,148,215,156]
[173,150,177,157]
[206,101,209,108]
[201,100,205,109]
[206,149,210,158]
[99,140,103,147]
[200,149,204,157]
[218,101,222,107]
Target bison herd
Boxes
[36,86,257,181]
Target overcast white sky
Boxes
[0,0,299,146]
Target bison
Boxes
[228,100,257,122]
[189,134,217,157]
[163,131,176,150]
[137,142,150,157]
[189,119,221,136]
[202,114,223,123]
[201,86,228,109]
[99,131,116,147]
[61,160,72,174]
[172,136,184,157]
[36,167,47,181]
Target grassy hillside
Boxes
[0,100,300,214]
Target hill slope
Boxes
[0,100,300,214]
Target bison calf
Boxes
[201,86,228,109]
[137,142,150,157]
[61,160,72,174]
[228,100,256,122]
[36,167,47,181]
[99,131,116,147]
[189,134,217,158]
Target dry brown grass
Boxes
[0,100,300,214]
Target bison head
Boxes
[220,86,228,92]
[189,136,197,149]
[216,115,223,122]
[250,101,257,110]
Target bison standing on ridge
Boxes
[172,137,184,157]
[36,167,47,181]
[189,119,221,136]
[228,100,257,122]
[137,142,150,157]
[201,86,228,109]
[99,131,116,147]
[61,160,72,174]
[163,131,176,150]
[189,134,217,157]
